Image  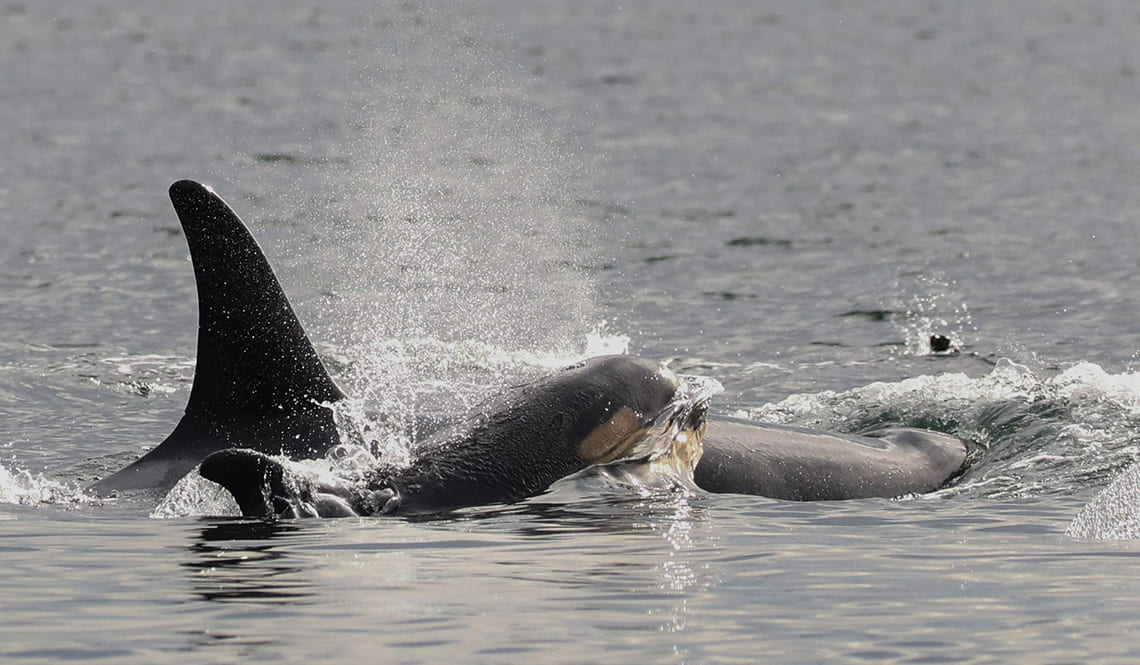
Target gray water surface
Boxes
[5,2,1140,663]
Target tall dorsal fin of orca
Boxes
[89,180,346,495]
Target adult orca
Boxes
[89,180,967,512]
[88,181,703,513]
[198,354,706,517]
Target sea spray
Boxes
[0,463,91,507]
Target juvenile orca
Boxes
[90,180,968,512]
[696,419,965,500]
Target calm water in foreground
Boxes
[5,3,1140,663]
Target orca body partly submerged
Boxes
[698,418,965,500]
[197,352,700,518]
[90,180,967,514]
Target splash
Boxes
[886,273,977,356]
[0,462,91,507]
[188,9,622,513]
[1061,370,1140,539]
[300,7,606,411]
[324,331,632,461]
[151,472,239,519]
[1067,464,1140,540]
[565,373,724,498]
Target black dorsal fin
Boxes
[171,180,344,419]
[89,180,346,494]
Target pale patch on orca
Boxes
[577,407,650,465]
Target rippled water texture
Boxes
[5,2,1140,663]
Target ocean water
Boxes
[5,2,1140,663]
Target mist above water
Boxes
[276,9,613,423]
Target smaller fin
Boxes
[89,181,346,495]
[199,448,292,517]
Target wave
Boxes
[735,360,1140,501]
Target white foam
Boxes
[1068,464,1140,540]
[0,463,90,507]
[151,472,239,519]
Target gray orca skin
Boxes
[696,419,966,500]
[90,180,967,513]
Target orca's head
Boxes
[542,355,700,467]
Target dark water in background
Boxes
[6,2,1140,663]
